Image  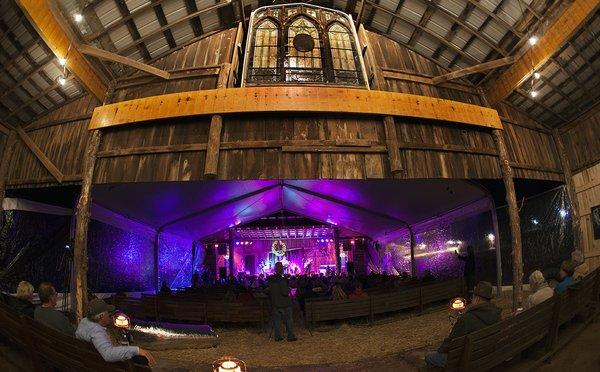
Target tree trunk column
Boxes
[492,129,523,310]
[0,131,17,228]
[552,129,582,251]
[73,129,102,321]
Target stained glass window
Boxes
[328,23,361,85]
[285,17,323,82]
[252,20,278,69]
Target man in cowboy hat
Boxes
[425,281,501,368]
[76,298,155,366]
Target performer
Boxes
[268,262,297,342]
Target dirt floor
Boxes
[151,294,516,371]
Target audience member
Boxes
[349,282,368,299]
[76,298,155,366]
[524,270,553,310]
[268,262,297,342]
[571,250,589,281]
[34,282,74,336]
[456,245,476,299]
[555,260,575,294]
[331,284,347,300]
[425,281,501,368]
[159,281,172,295]
[6,281,35,317]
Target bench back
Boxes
[0,301,29,350]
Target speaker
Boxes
[217,245,227,255]
[219,267,227,279]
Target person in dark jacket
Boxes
[268,262,297,341]
[425,281,501,368]
[456,245,476,300]
[6,281,35,317]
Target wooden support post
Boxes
[0,131,17,227]
[154,232,160,294]
[492,129,523,311]
[409,227,417,278]
[230,22,244,87]
[357,24,385,90]
[334,228,341,274]
[383,116,403,177]
[16,128,65,183]
[73,129,102,322]
[204,115,223,179]
[552,129,583,251]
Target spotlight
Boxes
[213,356,246,372]
[559,209,568,218]
[249,241,253,245]
[58,76,67,86]
[486,233,495,243]
[530,90,538,98]
[350,240,355,245]
[532,218,539,225]
[528,35,538,46]
[58,57,67,66]
[235,242,239,245]
[214,243,219,248]
[73,13,83,23]
[534,72,541,79]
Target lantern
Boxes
[450,297,466,311]
[113,313,130,329]
[213,356,246,372]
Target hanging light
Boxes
[486,233,495,243]
[532,218,539,225]
[450,297,466,311]
[530,90,538,98]
[528,35,538,46]
[213,356,246,372]
[57,76,67,86]
[559,209,568,218]
[534,72,541,79]
[73,13,83,23]
[57,57,67,66]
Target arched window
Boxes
[248,19,279,83]
[328,23,360,85]
[253,20,278,68]
[285,17,324,82]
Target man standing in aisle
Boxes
[268,261,297,342]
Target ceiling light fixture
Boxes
[58,57,67,66]
[58,76,67,86]
[534,72,541,79]
[74,13,83,23]
[530,90,538,98]
[528,36,539,46]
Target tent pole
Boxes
[490,200,503,297]
[334,227,341,274]
[409,226,417,278]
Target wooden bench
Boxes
[305,278,463,328]
[0,301,150,371]
[440,267,600,371]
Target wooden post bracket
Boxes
[15,128,64,183]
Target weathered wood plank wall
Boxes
[573,162,600,271]
[560,103,600,173]
[6,95,98,187]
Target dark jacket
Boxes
[438,301,501,353]
[268,274,292,308]
[6,296,35,318]
[458,253,476,276]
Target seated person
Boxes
[524,270,554,310]
[76,298,155,366]
[331,284,347,300]
[571,250,589,281]
[348,282,368,299]
[555,260,575,294]
[6,281,35,317]
[159,281,172,295]
[425,281,501,368]
[34,282,74,336]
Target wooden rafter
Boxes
[16,0,108,101]
[432,57,515,85]
[514,89,567,123]
[115,0,151,61]
[184,0,203,37]
[5,75,76,120]
[431,2,474,61]
[365,0,480,66]
[78,44,170,80]
[151,1,177,49]
[485,0,600,105]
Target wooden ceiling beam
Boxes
[151,1,177,49]
[5,76,76,120]
[431,3,473,61]
[514,89,567,123]
[385,0,405,35]
[432,57,515,85]
[115,0,151,61]
[184,0,204,37]
[16,0,108,101]
[485,0,600,105]
[78,44,170,80]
